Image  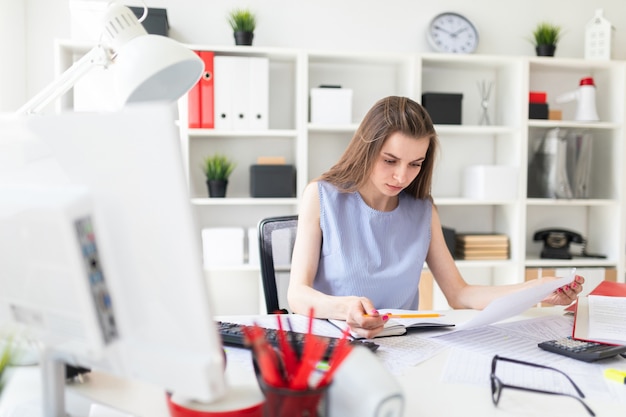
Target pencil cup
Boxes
[257,378,330,417]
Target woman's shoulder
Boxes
[304,180,321,194]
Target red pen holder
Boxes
[257,377,330,417]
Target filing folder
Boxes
[213,56,269,130]
[230,56,250,131]
[187,51,202,128]
[248,57,269,130]
[199,51,215,129]
[214,56,233,130]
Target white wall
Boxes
[0,0,25,112]
[9,0,626,112]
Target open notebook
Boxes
[328,309,455,338]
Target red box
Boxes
[529,92,547,103]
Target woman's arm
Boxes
[426,208,583,309]
[287,182,387,338]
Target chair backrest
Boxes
[258,215,298,314]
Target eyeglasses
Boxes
[490,355,595,416]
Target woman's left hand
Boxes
[541,275,585,305]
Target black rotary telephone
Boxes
[533,228,606,259]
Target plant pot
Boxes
[234,31,254,46]
[207,180,228,198]
[535,44,556,57]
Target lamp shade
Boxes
[15,2,204,115]
[113,34,203,105]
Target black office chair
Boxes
[257,215,298,314]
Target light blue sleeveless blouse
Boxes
[313,181,432,309]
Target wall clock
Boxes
[426,12,479,54]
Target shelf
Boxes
[525,198,618,206]
[524,258,617,268]
[434,125,517,135]
[434,198,518,206]
[54,41,626,314]
[527,120,619,129]
[203,265,260,273]
[191,197,298,206]
[453,260,517,268]
[189,129,299,138]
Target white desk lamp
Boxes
[15,2,203,115]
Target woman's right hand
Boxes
[344,296,388,338]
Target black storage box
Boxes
[422,93,463,125]
[250,165,296,198]
[128,7,169,36]
[529,103,549,119]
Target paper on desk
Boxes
[456,274,572,331]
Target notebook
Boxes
[328,309,454,339]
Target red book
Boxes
[187,50,202,128]
[199,51,215,129]
[566,280,626,312]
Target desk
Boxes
[1,307,625,417]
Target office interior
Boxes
[2,1,626,416]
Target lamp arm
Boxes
[15,45,114,116]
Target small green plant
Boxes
[227,8,257,33]
[202,154,236,181]
[531,22,562,46]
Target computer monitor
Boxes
[0,104,227,415]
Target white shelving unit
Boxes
[55,41,626,313]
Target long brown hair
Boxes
[319,96,438,199]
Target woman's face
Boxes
[368,132,429,197]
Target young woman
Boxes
[287,96,584,338]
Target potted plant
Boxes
[227,7,257,46]
[202,153,236,198]
[531,22,562,57]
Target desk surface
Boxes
[1,307,625,417]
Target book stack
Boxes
[455,233,509,260]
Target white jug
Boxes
[555,77,599,121]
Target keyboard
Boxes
[216,320,380,360]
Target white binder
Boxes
[230,56,251,130]
[248,57,269,130]
[213,56,233,130]
[213,56,269,131]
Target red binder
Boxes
[187,50,202,128]
[199,51,215,129]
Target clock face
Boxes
[426,12,479,53]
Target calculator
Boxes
[538,337,626,362]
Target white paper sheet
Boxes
[456,273,573,331]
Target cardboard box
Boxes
[250,165,296,197]
[422,93,462,125]
[310,87,353,125]
[463,165,518,200]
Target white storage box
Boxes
[247,227,260,266]
[201,227,245,267]
[463,165,518,200]
[310,87,353,125]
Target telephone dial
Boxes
[533,228,606,259]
